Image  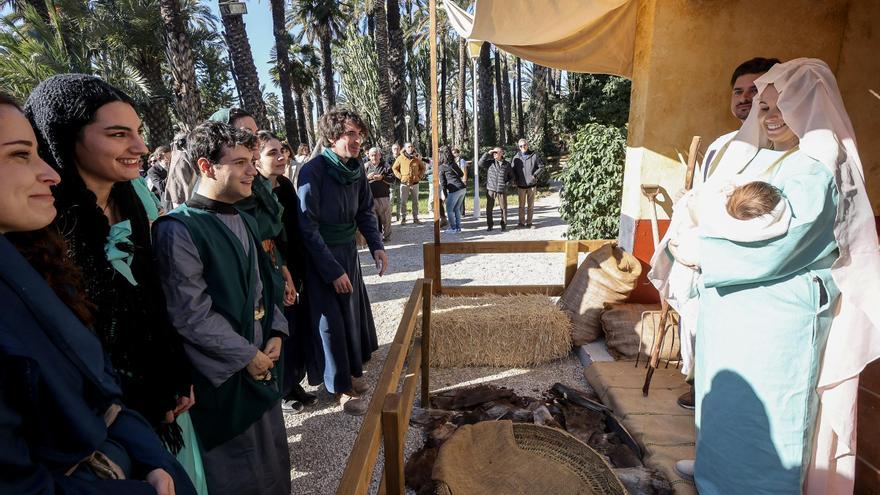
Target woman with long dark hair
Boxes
[24,74,194,455]
[0,92,195,495]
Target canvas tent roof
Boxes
[444,0,638,77]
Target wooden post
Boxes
[421,279,432,407]
[428,0,442,297]
[382,393,404,495]
[564,240,579,288]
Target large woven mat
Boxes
[433,421,626,495]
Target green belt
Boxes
[319,221,357,246]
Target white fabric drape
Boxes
[443,0,637,77]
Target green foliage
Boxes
[550,74,630,153]
[334,24,379,142]
[559,122,627,239]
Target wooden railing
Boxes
[337,279,432,495]
[339,239,615,494]
[422,239,615,296]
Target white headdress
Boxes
[714,58,880,494]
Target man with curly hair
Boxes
[296,108,388,415]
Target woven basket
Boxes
[435,423,627,495]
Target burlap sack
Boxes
[558,244,642,345]
[601,303,681,362]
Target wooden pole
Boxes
[429,0,442,287]
[421,279,432,407]
[381,394,404,495]
[642,136,702,396]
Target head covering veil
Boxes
[712,58,880,494]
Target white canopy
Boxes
[443,0,638,77]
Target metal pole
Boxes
[472,57,479,219]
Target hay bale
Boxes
[423,294,572,368]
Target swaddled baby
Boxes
[668,180,787,302]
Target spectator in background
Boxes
[511,138,544,228]
[453,147,468,216]
[392,142,426,225]
[480,147,513,231]
[366,147,394,241]
[147,145,171,199]
[439,146,466,233]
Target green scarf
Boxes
[322,148,363,185]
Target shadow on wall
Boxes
[695,370,801,493]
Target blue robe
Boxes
[0,235,195,495]
[297,155,384,394]
[694,150,840,494]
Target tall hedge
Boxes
[559,123,627,239]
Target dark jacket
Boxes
[511,150,544,188]
[480,152,513,193]
[0,235,195,495]
[365,159,393,198]
[439,161,466,194]
[146,163,168,198]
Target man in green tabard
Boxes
[152,122,291,495]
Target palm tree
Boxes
[218,3,269,128]
[493,46,505,144]
[528,62,549,152]
[1,0,49,23]
[456,35,467,149]
[159,0,202,131]
[291,0,347,111]
[440,30,447,145]
[287,40,321,145]
[502,53,513,143]
[371,0,396,149]
[269,0,298,143]
[385,0,406,143]
[516,56,524,138]
[478,42,495,146]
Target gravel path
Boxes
[284,188,595,494]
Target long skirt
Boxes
[304,241,378,394]
[694,267,839,494]
[200,404,290,495]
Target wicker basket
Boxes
[435,423,627,495]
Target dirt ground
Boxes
[283,188,596,494]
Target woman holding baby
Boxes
[655,58,880,494]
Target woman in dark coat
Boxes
[24,74,193,451]
[297,108,388,416]
[0,92,195,495]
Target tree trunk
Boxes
[478,42,495,147]
[293,89,309,146]
[318,27,335,109]
[516,57,524,138]
[372,0,396,149]
[313,76,324,117]
[137,52,175,149]
[456,36,468,149]
[528,63,549,153]
[159,0,202,130]
[269,0,298,143]
[302,89,316,147]
[493,47,505,145]
[440,33,447,145]
[502,54,514,143]
[386,0,407,144]
[219,8,269,128]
